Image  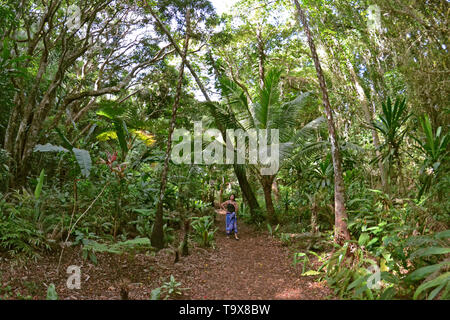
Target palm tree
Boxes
[210,69,324,224]
[371,96,410,190]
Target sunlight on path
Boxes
[179,210,331,300]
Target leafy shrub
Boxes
[0,187,52,259]
[413,114,449,199]
[279,233,291,246]
[317,242,399,299]
[403,230,450,300]
[150,275,187,300]
[74,231,152,264]
[292,251,323,276]
[46,284,58,300]
[130,208,155,237]
[190,216,217,248]
[0,148,11,191]
[267,223,280,237]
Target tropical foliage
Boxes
[0,0,448,301]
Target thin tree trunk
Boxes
[256,27,265,89]
[151,9,191,250]
[219,176,224,206]
[293,0,350,242]
[148,7,262,221]
[311,195,319,234]
[272,179,280,202]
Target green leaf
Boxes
[413,272,450,300]
[380,287,396,300]
[72,148,92,178]
[82,249,88,260]
[434,230,450,240]
[34,169,45,200]
[367,237,379,247]
[114,120,128,156]
[301,270,321,276]
[46,284,58,300]
[381,272,399,284]
[405,262,450,282]
[358,233,370,246]
[410,247,450,259]
[428,283,445,300]
[89,252,98,265]
[96,131,118,142]
[55,128,74,150]
[348,274,369,290]
[150,287,161,300]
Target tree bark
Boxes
[272,179,280,202]
[293,0,350,242]
[151,9,191,250]
[147,7,262,221]
[219,176,224,206]
[4,2,169,188]
[262,176,276,224]
[256,27,266,89]
[233,163,261,221]
[311,195,319,234]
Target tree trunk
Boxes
[151,9,191,250]
[233,164,261,220]
[219,176,224,206]
[294,0,350,242]
[272,179,280,202]
[262,176,276,224]
[310,195,319,234]
[256,27,266,89]
[147,4,262,222]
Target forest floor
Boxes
[0,210,334,300]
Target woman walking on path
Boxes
[221,194,239,240]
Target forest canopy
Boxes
[0,0,448,301]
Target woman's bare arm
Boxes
[221,200,229,210]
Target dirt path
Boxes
[0,210,333,300]
[175,210,332,299]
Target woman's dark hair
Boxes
[226,203,235,213]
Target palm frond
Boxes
[292,116,326,146]
[255,69,282,129]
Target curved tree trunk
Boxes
[147,3,262,224]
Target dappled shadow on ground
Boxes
[0,210,333,300]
